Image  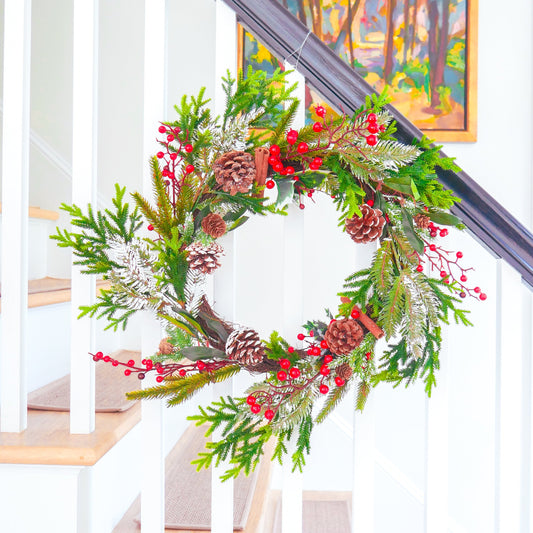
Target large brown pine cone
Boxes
[213,150,255,195]
[413,213,431,229]
[335,362,354,380]
[225,327,265,366]
[201,213,227,238]
[324,318,364,355]
[186,242,224,274]
[345,204,386,244]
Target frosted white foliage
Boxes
[366,140,421,171]
[184,268,206,317]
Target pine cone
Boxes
[201,213,226,238]
[335,362,353,380]
[159,337,175,356]
[345,205,385,244]
[225,327,265,366]
[213,150,255,195]
[414,214,431,229]
[186,242,224,274]
[324,318,364,355]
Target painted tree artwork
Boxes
[242,0,477,141]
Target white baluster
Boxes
[496,260,523,531]
[69,0,98,435]
[280,65,306,533]
[425,329,449,532]
[211,3,237,531]
[0,0,32,433]
[140,0,166,531]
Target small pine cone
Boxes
[158,338,175,356]
[225,327,265,366]
[186,242,224,274]
[324,318,364,355]
[213,150,256,195]
[414,214,431,229]
[335,363,354,381]
[201,213,227,239]
[345,204,386,244]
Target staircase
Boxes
[0,0,532,532]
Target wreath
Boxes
[54,69,485,479]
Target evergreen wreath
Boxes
[53,69,485,479]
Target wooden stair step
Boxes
[0,203,59,221]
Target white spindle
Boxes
[280,65,306,533]
[496,260,523,531]
[211,3,237,531]
[0,0,31,433]
[70,0,99,434]
[425,329,449,532]
[140,0,166,531]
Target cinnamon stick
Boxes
[254,146,269,197]
[340,297,384,339]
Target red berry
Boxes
[320,340,328,349]
[315,106,326,117]
[320,364,330,376]
[366,135,377,146]
[313,122,323,132]
[197,361,206,371]
[365,352,372,361]
[367,122,378,134]
[167,134,174,142]
[286,166,295,175]
[416,264,424,272]
[169,153,177,161]
[288,346,295,354]
[145,360,153,369]
[460,275,467,282]
[297,333,305,340]
[246,395,256,405]
[251,404,261,414]
[309,163,319,170]
[269,144,281,156]
[430,230,438,237]
[273,162,284,172]
[367,199,374,207]
[474,286,481,293]
[456,251,463,258]
[280,358,291,369]
[137,373,146,380]
[124,369,131,376]
[173,127,181,134]
[324,354,333,364]
[299,203,305,210]
[351,308,360,319]
[268,155,279,166]
[185,164,195,173]
[127,360,135,367]
[281,168,289,176]
[112,360,119,367]
[379,124,386,132]
[312,157,323,167]
[103,356,110,362]
[289,367,301,379]
[311,346,321,356]
[440,229,448,237]
[96,351,103,359]
[480,293,487,301]
[264,409,275,420]
[440,271,447,278]
[307,348,314,356]
[319,384,329,394]
[156,375,164,383]
[157,151,164,158]
[277,370,288,381]
[287,130,298,144]
[309,331,314,337]
[147,224,154,231]
[429,244,437,251]
[178,369,186,377]
[367,113,377,123]
[307,192,313,198]
[184,144,193,153]
[335,377,345,387]
[297,142,309,154]
[158,125,166,133]
[460,292,466,298]
[266,180,275,189]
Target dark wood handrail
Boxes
[225,0,533,287]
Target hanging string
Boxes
[284,30,312,70]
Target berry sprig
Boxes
[91,351,232,383]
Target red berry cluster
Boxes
[415,223,486,300]
[91,351,230,383]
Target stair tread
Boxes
[0,203,59,221]
[0,277,110,310]
[114,423,274,532]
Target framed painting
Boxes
[239,0,478,142]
